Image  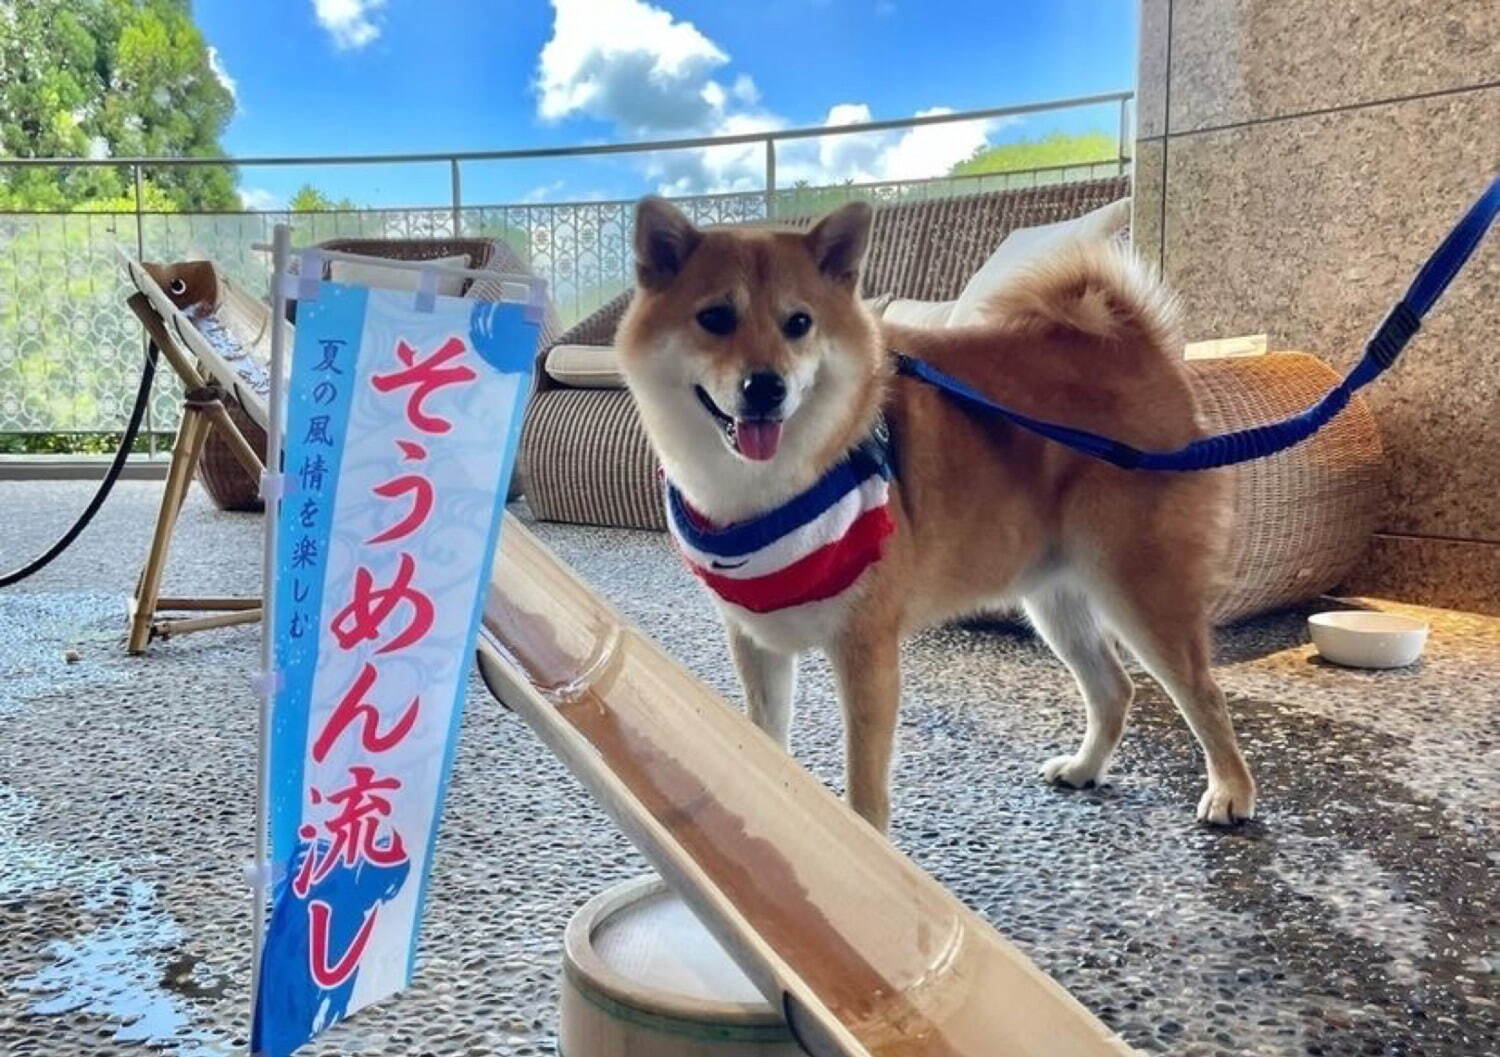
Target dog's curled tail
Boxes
[981,239,1182,353]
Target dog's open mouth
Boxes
[694,385,783,462]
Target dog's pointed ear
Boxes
[634,196,701,290]
[805,201,872,287]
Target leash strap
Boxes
[896,175,1499,472]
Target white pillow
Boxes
[329,253,469,297]
[545,344,625,388]
[947,198,1131,326]
[882,298,958,328]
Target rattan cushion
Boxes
[521,387,666,531]
[1190,352,1383,623]
[546,344,626,389]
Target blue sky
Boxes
[198,0,1138,209]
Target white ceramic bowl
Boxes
[1308,610,1429,669]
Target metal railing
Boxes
[0,91,1132,438]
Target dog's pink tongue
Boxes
[735,420,782,461]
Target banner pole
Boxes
[249,222,292,1053]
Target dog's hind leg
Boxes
[1091,586,1256,825]
[1025,584,1136,790]
[728,622,797,749]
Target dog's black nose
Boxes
[740,371,786,417]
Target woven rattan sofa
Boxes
[520,178,1135,531]
[516,178,1384,623]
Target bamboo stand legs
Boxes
[125,292,267,653]
[128,405,207,652]
[126,388,266,653]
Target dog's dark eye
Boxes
[169,278,188,296]
[695,304,737,336]
[782,311,812,339]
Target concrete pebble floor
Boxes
[0,480,1496,1056]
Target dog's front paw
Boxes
[1040,754,1106,790]
[1197,775,1256,825]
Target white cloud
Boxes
[800,102,885,184]
[534,0,1002,195]
[825,106,1001,183]
[239,187,285,211]
[652,105,1006,196]
[312,0,386,51]
[649,111,787,197]
[730,74,759,106]
[537,0,731,134]
[206,46,237,101]
[700,79,726,113]
[520,180,566,203]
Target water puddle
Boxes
[15,879,225,1052]
[1,785,234,1054]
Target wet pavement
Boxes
[0,479,1496,1056]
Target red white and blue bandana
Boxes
[664,433,896,614]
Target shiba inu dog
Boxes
[617,196,1255,832]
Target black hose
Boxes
[0,340,160,588]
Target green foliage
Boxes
[775,179,868,220]
[288,184,358,212]
[0,431,173,454]
[0,0,238,211]
[73,180,181,212]
[950,130,1119,177]
[0,1,236,441]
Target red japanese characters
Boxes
[294,335,477,990]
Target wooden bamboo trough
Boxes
[476,514,1137,1057]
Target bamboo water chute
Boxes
[477,515,1136,1057]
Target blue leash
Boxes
[895,175,1500,472]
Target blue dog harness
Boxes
[897,176,1499,472]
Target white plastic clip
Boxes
[242,859,273,889]
[414,268,438,314]
[250,669,284,697]
[297,250,324,303]
[259,470,287,502]
[523,276,549,324]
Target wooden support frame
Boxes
[124,292,264,654]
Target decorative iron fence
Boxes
[0,94,1131,439]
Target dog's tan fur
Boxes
[618,197,1255,831]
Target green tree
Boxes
[950,130,1119,177]
[0,0,237,211]
[288,184,358,212]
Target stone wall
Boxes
[1134,0,1499,613]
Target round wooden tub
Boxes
[560,876,805,1057]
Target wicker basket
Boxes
[198,399,267,512]
[1189,352,1383,623]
